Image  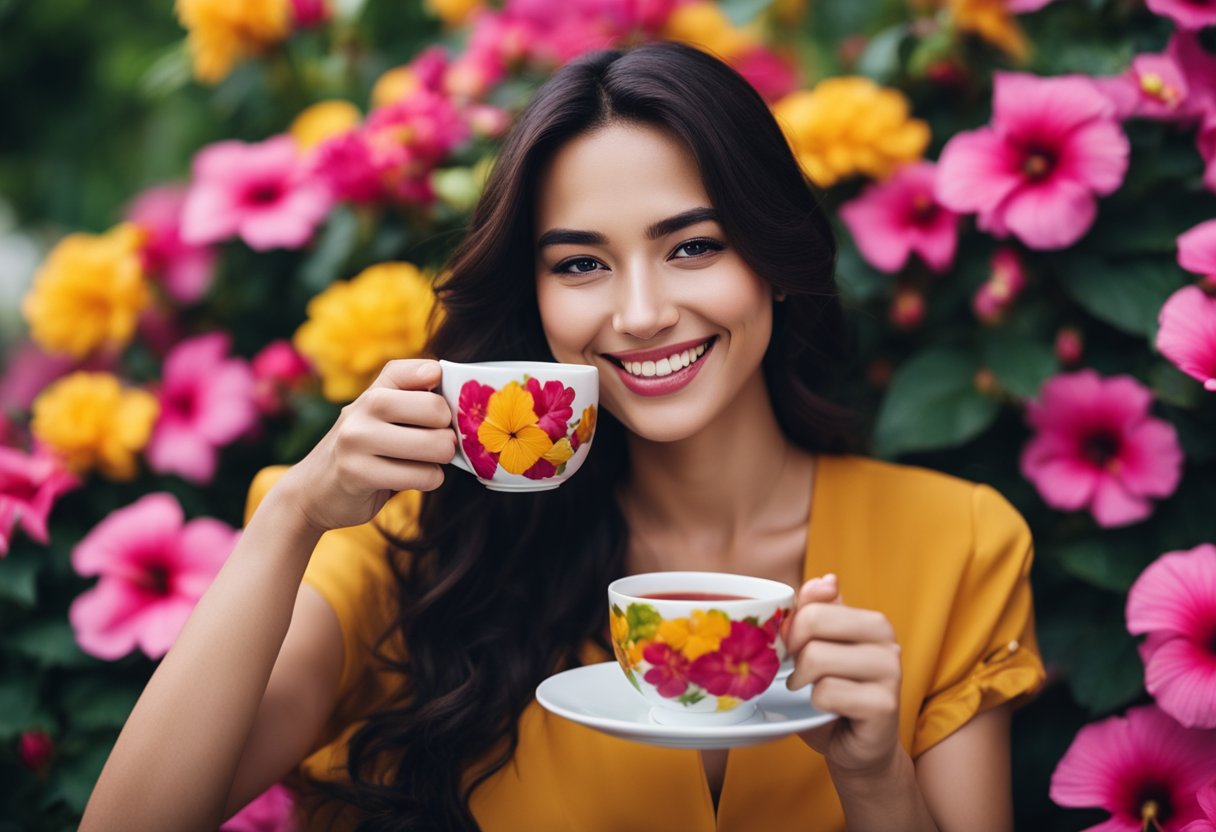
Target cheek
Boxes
[536,280,601,362]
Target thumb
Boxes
[798,573,842,607]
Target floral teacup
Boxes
[438,360,598,492]
[608,572,796,726]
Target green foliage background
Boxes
[1,0,1214,829]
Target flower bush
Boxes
[1,0,1215,828]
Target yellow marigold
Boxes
[949,0,1029,61]
[662,1,759,62]
[773,77,931,187]
[177,0,292,84]
[31,372,159,481]
[289,100,361,151]
[22,224,149,359]
[657,609,731,661]
[293,262,436,402]
[371,66,421,109]
[424,0,482,26]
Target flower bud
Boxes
[18,730,53,772]
[1055,327,1084,367]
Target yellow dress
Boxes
[244,455,1046,831]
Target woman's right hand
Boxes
[276,358,457,534]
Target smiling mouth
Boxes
[604,337,717,379]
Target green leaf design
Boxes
[676,689,706,706]
[626,603,661,642]
[624,668,641,692]
[743,615,760,626]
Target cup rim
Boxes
[608,571,795,604]
[439,359,598,377]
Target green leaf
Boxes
[0,677,43,741]
[45,741,113,815]
[0,547,40,607]
[834,234,891,305]
[1067,626,1145,716]
[1057,254,1185,338]
[625,603,661,642]
[299,206,360,293]
[873,347,1000,457]
[982,330,1058,400]
[8,619,94,669]
[1150,361,1204,409]
[1052,539,1149,593]
[855,23,907,83]
[58,678,140,731]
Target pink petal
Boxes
[1020,444,1100,510]
[1050,718,1132,811]
[221,783,297,832]
[1090,475,1152,527]
[1127,545,1216,638]
[1097,375,1156,428]
[1028,370,1105,431]
[1199,780,1216,823]
[993,72,1116,143]
[1178,220,1216,276]
[131,595,197,659]
[1005,0,1055,11]
[146,422,218,484]
[909,209,960,273]
[839,184,914,273]
[72,494,184,577]
[1091,75,1142,120]
[164,332,230,380]
[1055,118,1130,195]
[180,184,241,245]
[172,518,239,598]
[1145,0,1216,30]
[1141,635,1216,728]
[1000,176,1098,250]
[1117,419,1183,498]
[163,248,216,304]
[935,128,1024,214]
[69,578,147,660]
[194,363,257,445]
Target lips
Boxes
[604,337,717,398]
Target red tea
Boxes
[639,592,752,601]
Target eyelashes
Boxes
[549,237,726,276]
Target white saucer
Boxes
[535,662,837,750]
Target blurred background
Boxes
[2,0,1215,829]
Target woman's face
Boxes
[534,122,774,443]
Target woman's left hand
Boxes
[785,574,904,778]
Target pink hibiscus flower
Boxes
[0,444,78,556]
[733,47,799,103]
[126,185,217,304]
[1127,544,1216,728]
[688,620,780,700]
[642,641,691,698]
[936,72,1130,250]
[69,492,239,659]
[840,162,960,274]
[146,333,258,485]
[1169,32,1216,119]
[1020,371,1183,527]
[18,730,53,772]
[973,247,1028,324]
[1146,0,1216,30]
[1050,705,1216,831]
[1157,286,1216,392]
[221,782,297,832]
[311,132,382,203]
[1181,780,1216,832]
[362,91,470,204]
[181,136,333,251]
[0,340,115,413]
[1094,53,1191,122]
[252,339,313,415]
[1178,219,1216,278]
[457,380,499,479]
[524,377,575,440]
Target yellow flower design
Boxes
[657,609,731,661]
[477,382,553,475]
[289,101,361,151]
[542,437,574,467]
[773,77,930,186]
[716,695,743,712]
[176,0,292,84]
[575,404,597,447]
[31,372,159,481]
[22,224,149,359]
[293,262,436,402]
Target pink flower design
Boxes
[221,782,297,832]
[840,162,960,274]
[1094,53,1191,122]
[688,620,780,700]
[642,641,691,697]
[0,444,78,556]
[457,380,499,479]
[1146,0,1216,30]
[1157,286,1216,393]
[1020,371,1183,527]
[761,608,786,645]
[523,377,575,440]
[1181,780,1216,832]
[1050,705,1216,831]
[1126,544,1216,729]
[972,247,1027,324]
[69,493,239,659]
[936,72,1129,250]
[146,333,258,485]
[126,185,217,304]
[181,136,333,251]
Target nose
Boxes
[611,260,679,340]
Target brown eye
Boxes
[555,256,604,274]
[672,239,724,259]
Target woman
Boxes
[81,42,1044,831]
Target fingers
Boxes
[368,359,442,392]
[808,677,900,721]
[786,639,901,691]
[785,602,896,656]
[361,387,453,430]
[335,453,447,494]
[334,415,457,466]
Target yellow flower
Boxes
[424,0,482,26]
[949,0,1029,61]
[657,609,731,661]
[542,437,574,467]
[662,1,759,61]
[371,66,422,109]
[22,224,149,359]
[176,0,292,84]
[716,695,743,712]
[574,404,597,447]
[293,262,436,402]
[31,372,159,481]
[289,100,361,151]
[477,382,554,475]
[773,77,930,186]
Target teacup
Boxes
[439,360,598,492]
[608,571,796,726]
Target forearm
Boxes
[80,487,324,832]
[828,749,939,832]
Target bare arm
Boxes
[915,703,1014,832]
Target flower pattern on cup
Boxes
[610,602,787,710]
[457,376,595,480]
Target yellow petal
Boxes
[496,425,552,475]
[543,436,574,465]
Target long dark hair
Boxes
[323,41,852,830]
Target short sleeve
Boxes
[243,466,417,704]
[911,483,1047,758]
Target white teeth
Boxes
[619,340,712,378]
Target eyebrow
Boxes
[536,207,719,249]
